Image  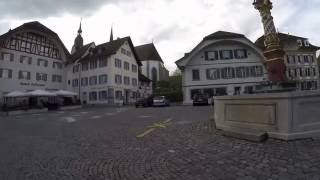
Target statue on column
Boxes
[253,0,287,83]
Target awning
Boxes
[55,90,78,97]
[4,91,28,97]
[27,90,57,97]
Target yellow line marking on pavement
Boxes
[136,128,155,138]
[136,118,172,138]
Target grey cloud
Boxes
[0,0,120,19]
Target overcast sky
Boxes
[0,0,319,73]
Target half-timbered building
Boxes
[0,21,70,105]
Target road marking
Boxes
[136,118,172,138]
[91,116,101,119]
[136,128,155,138]
[64,117,76,123]
[139,115,152,118]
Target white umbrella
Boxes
[4,91,28,97]
[55,90,78,96]
[27,90,57,97]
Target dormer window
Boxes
[297,39,303,47]
[304,40,310,47]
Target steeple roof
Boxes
[135,43,163,63]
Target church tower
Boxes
[71,22,84,54]
[253,0,287,83]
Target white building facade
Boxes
[176,31,267,105]
[66,37,141,105]
[0,21,70,105]
[256,33,320,90]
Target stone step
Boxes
[221,127,268,142]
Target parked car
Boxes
[135,96,153,108]
[193,94,209,106]
[153,96,170,107]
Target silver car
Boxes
[153,96,170,107]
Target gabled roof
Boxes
[0,21,70,57]
[203,31,245,41]
[135,43,163,63]
[255,33,320,51]
[175,31,247,66]
[139,73,152,82]
[81,36,142,66]
[68,42,94,64]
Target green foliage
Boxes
[153,70,183,102]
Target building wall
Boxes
[283,41,320,90]
[0,40,67,105]
[66,41,139,105]
[141,60,168,81]
[181,39,267,105]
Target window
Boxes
[89,76,97,85]
[89,92,97,101]
[52,75,62,83]
[192,69,200,81]
[20,56,32,65]
[297,39,303,46]
[115,59,122,68]
[304,55,309,63]
[124,62,130,70]
[99,91,108,101]
[82,62,89,71]
[313,68,317,76]
[99,74,108,84]
[234,49,248,59]
[206,69,220,80]
[304,40,310,47]
[121,48,126,54]
[73,65,80,73]
[72,79,79,87]
[115,91,122,99]
[53,62,63,69]
[306,68,311,77]
[205,51,218,61]
[0,69,13,79]
[37,59,48,67]
[255,66,263,77]
[115,75,122,84]
[124,76,130,85]
[0,52,14,61]
[19,71,31,80]
[221,67,235,79]
[99,58,108,67]
[127,51,132,57]
[90,60,98,69]
[219,50,233,60]
[132,78,138,86]
[132,64,138,73]
[81,77,88,86]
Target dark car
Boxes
[135,96,153,108]
[193,94,209,106]
[153,96,170,107]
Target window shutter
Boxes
[0,69,2,78]
[0,53,3,60]
[19,71,22,79]
[45,61,48,67]
[8,70,12,78]
[229,50,234,59]
[244,49,248,58]
[10,54,14,61]
[28,57,32,64]
[27,72,31,80]
[234,50,238,59]
[219,51,223,60]
[204,52,209,60]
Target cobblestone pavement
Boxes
[1,106,320,180]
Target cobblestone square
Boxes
[1,106,320,180]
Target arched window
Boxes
[151,67,158,82]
